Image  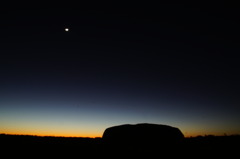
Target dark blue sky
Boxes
[1,4,240,137]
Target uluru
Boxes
[102,123,184,152]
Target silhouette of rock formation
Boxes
[102,123,184,153]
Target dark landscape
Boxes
[1,4,240,158]
[1,124,239,158]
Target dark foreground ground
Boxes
[1,134,239,158]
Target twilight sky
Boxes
[1,4,240,137]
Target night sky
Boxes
[1,4,240,137]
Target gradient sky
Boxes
[1,4,240,137]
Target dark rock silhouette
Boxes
[1,133,239,158]
[102,123,184,153]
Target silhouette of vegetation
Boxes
[0,133,103,157]
[1,125,239,158]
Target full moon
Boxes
[65,28,69,32]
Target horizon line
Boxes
[1,133,240,138]
[0,133,101,138]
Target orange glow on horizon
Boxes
[0,132,101,138]
[2,124,239,138]
[2,130,239,138]
[0,129,102,138]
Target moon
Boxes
[65,28,69,32]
